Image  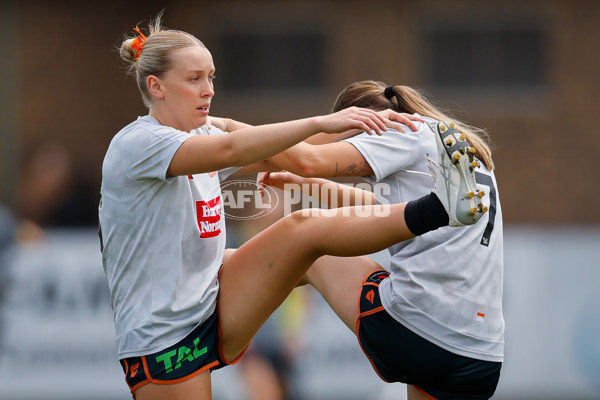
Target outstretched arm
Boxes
[167,107,389,176]
[213,111,423,177]
[265,141,374,178]
[262,110,424,178]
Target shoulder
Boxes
[120,117,190,145]
[190,124,227,137]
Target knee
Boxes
[222,248,237,264]
[284,208,325,229]
[279,208,326,244]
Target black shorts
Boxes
[357,270,502,400]
[120,309,246,395]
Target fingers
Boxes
[385,120,407,132]
[257,171,290,196]
[375,110,425,132]
[348,107,388,136]
[321,107,393,136]
[256,172,269,197]
[404,113,425,122]
[389,111,424,132]
[398,113,424,132]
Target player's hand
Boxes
[206,116,228,131]
[315,106,389,136]
[377,110,424,132]
[257,171,301,197]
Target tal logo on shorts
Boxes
[155,338,208,374]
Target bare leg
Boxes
[240,355,285,400]
[303,254,382,332]
[219,203,414,361]
[407,384,436,400]
[305,259,439,400]
[135,370,212,400]
[135,203,415,399]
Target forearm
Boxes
[266,142,373,179]
[234,160,281,175]
[266,144,326,177]
[223,118,252,131]
[304,131,361,145]
[224,119,335,176]
[284,176,376,208]
[226,118,323,167]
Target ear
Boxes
[147,75,165,100]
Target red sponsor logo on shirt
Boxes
[196,197,222,238]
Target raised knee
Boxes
[279,209,326,240]
[286,208,324,227]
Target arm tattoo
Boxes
[334,160,370,177]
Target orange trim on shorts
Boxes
[121,357,151,394]
[414,385,439,400]
[127,356,150,393]
[354,268,390,383]
[122,358,129,376]
[146,360,219,385]
[128,355,219,396]
[356,314,391,383]
[363,282,380,288]
[355,268,384,334]
[358,305,385,319]
[361,268,387,285]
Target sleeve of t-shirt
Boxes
[343,126,422,182]
[121,123,192,182]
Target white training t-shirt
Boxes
[345,116,504,362]
[99,116,227,358]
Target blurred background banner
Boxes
[0,230,128,400]
[0,229,599,399]
[0,0,599,399]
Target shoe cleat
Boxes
[428,120,486,226]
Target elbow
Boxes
[297,159,315,177]
[296,149,326,177]
[295,157,321,177]
[221,140,244,167]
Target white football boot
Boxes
[427,121,488,226]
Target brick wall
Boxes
[8,0,600,224]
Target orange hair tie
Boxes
[131,27,147,61]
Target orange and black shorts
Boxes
[119,309,245,396]
[356,269,502,400]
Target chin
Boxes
[189,118,208,131]
[198,115,209,125]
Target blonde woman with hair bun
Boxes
[100,14,485,399]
